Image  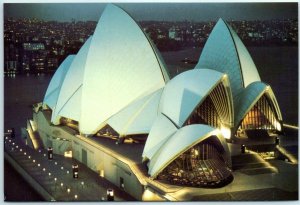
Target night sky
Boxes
[4,2,298,22]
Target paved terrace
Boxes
[4,134,136,201]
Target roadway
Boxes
[4,134,136,201]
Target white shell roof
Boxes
[51,37,92,124]
[44,4,169,134]
[43,55,75,110]
[196,19,260,98]
[234,81,266,128]
[142,113,178,161]
[80,4,168,134]
[159,69,224,128]
[107,89,163,136]
[234,81,282,129]
[148,124,221,177]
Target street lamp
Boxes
[47,147,53,160]
[241,144,246,154]
[72,164,79,179]
[107,189,114,201]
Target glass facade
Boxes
[184,83,230,129]
[157,136,233,188]
[239,95,279,130]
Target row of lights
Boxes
[5,138,80,200]
[4,135,112,201]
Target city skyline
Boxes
[4,2,298,22]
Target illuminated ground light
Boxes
[33,160,36,163]
[38,163,41,167]
[43,168,46,171]
[61,167,64,170]
[74,195,78,199]
[67,188,71,194]
[61,183,64,187]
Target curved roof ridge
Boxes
[196,18,261,98]
[51,36,93,124]
[80,4,168,134]
[221,19,245,88]
[148,124,222,177]
[233,81,282,130]
[44,55,75,110]
[114,4,170,82]
[225,20,261,86]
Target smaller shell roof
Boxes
[234,81,282,129]
[43,55,75,110]
[159,69,225,128]
[142,113,178,161]
[148,124,221,177]
[107,88,163,136]
[51,37,92,124]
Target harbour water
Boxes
[3,46,298,200]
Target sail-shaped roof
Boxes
[234,81,282,130]
[80,4,169,134]
[51,37,92,124]
[43,55,75,110]
[195,19,260,98]
[148,124,227,177]
[159,69,226,128]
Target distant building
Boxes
[168,27,181,41]
[23,42,45,51]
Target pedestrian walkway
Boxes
[4,134,136,201]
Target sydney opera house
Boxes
[28,4,284,200]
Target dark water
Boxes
[3,46,298,201]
